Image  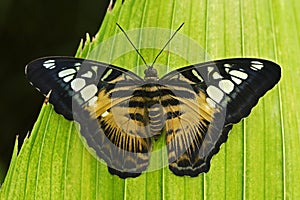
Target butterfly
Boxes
[26,24,281,178]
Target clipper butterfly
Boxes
[26,24,281,178]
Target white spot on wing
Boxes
[71,78,86,92]
[251,61,264,70]
[206,97,216,108]
[101,69,113,81]
[212,72,223,79]
[251,61,263,65]
[224,63,231,68]
[63,75,74,83]
[101,111,109,118]
[91,66,98,72]
[88,96,98,106]
[43,60,56,69]
[44,60,55,63]
[81,71,93,78]
[58,68,76,78]
[232,77,242,85]
[192,69,204,81]
[80,84,98,101]
[35,87,41,92]
[219,80,234,94]
[207,66,214,74]
[229,70,248,80]
[207,85,224,103]
[251,65,263,70]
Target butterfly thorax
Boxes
[144,66,158,81]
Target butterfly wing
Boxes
[26,57,152,178]
[160,58,281,176]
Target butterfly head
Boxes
[144,66,158,81]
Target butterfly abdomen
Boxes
[147,101,164,137]
[136,83,166,137]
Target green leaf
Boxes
[1,0,299,199]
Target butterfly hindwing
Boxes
[160,58,281,176]
[82,71,153,178]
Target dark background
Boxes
[0,0,110,182]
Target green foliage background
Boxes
[1,0,299,199]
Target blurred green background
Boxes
[0,0,110,183]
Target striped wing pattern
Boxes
[26,57,281,178]
[159,75,222,176]
[77,65,153,178]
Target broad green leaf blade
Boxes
[1,0,299,199]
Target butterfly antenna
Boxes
[150,22,184,67]
[116,23,149,67]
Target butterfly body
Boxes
[26,56,281,178]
